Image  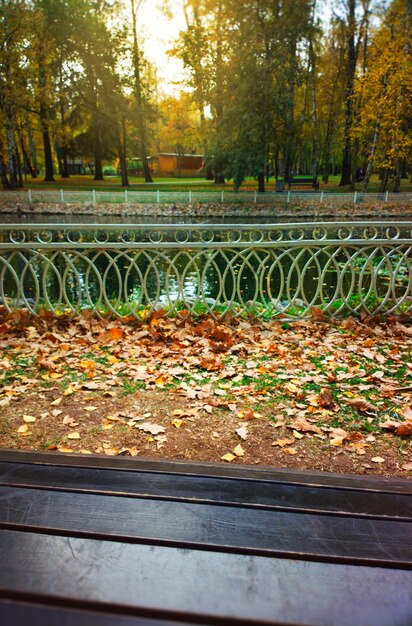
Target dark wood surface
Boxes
[0,448,411,626]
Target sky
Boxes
[136,0,188,94]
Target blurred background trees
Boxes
[0,0,410,190]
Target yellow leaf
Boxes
[107,355,120,364]
[50,397,62,406]
[57,446,73,453]
[23,415,36,423]
[172,418,183,428]
[17,424,28,433]
[63,386,76,396]
[67,432,81,440]
[330,436,345,447]
[221,453,236,462]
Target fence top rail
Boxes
[1,221,412,231]
[1,221,412,249]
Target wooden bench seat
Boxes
[288,177,319,190]
[0,449,411,625]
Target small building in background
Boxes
[150,153,204,178]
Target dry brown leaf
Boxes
[290,417,323,435]
[236,425,248,440]
[318,388,336,409]
[137,422,166,435]
[50,397,62,406]
[345,397,376,413]
[284,447,299,455]
[395,423,412,436]
[272,438,295,447]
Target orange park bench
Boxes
[289,176,320,190]
[0,448,411,626]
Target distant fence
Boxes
[1,189,412,206]
[0,221,411,320]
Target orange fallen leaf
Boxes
[109,327,123,340]
[272,438,295,447]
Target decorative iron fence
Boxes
[0,222,411,319]
[1,189,412,205]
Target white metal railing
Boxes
[1,189,412,205]
[0,222,411,319]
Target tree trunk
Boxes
[0,139,11,189]
[94,131,104,181]
[42,126,55,182]
[130,0,153,183]
[119,115,129,187]
[19,130,36,179]
[339,0,357,186]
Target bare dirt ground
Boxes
[0,307,411,478]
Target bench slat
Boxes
[0,461,410,520]
[1,530,411,626]
[0,450,410,494]
[0,600,205,626]
[1,486,410,566]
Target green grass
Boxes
[17,173,412,193]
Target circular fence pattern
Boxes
[0,238,411,319]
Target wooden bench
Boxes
[289,176,319,190]
[0,448,411,625]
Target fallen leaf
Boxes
[67,432,81,440]
[23,415,36,423]
[272,438,295,447]
[318,388,336,409]
[292,430,304,440]
[345,397,376,413]
[402,462,412,471]
[221,453,236,462]
[50,397,62,406]
[371,456,385,463]
[109,327,123,340]
[17,424,28,433]
[172,418,183,428]
[238,408,256,420]
[284,447,299,455]
[235,425,248,440]
[233,444,245,457]
[290,417,323,435]
[395,423,412,436]
[137,422,166,435]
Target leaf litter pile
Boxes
[0,307,411,477]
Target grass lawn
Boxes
[14,174,412,194]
